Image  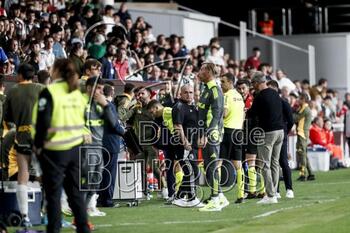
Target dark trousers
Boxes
[40,146,90,233]
[177,149,199,200]
[98,151,118,206]
[163,145,187,198]
[278,136,293,192]
[202,144,220,197]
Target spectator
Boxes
[310,117,343,162]
[114,47,129,80]
[100,43,117,80]
[117,2,131,24]
[88,34,106,60]
[0,46,8,64]
[6,38,20,72]
[244,47,261,70]
[258,12,274,36]
[310,78,328,100]
[322,96,336,122]
[103,5,115,35]
[324,119,343,162]
[39,35,55,71]
[28,52,40,74]
[51,25,66,59]
[276,69,296,92]
[69,42,85,76]
[206,45,224,67]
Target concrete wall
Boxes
[125,8,220,50]
[220,33,350,92]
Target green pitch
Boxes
[9,169,350,233]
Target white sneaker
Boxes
[87,194,106,217]
[199,197,222,212]
[162,188,169,200]
[257,196,278,204]
[187,198,205,208]
[87,207,106,217]
[286,189,294,199]
[218,193,230,208]
[61,192,72,216]
[172,198,188,207]
[276,192,281,199]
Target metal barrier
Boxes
[178,4,316,85]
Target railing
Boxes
[250,4,350,35]
[177,4,316,86]
[249,6,325,35]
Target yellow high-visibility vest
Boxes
[33,81,87,151]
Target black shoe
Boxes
[164,196,175,205]
[202,197,212,204]
[234,198,244,204]
[297,176,307,181]
[307,174,315,181]
[245,192,257,199]
[256,192,265,198]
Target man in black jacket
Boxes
[98,84,125,207]
[248,72,284,204]
[267,80,294,199]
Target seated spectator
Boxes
[276,69,296,92]
[68,41,85,75]
[0,46,8,64]
[114,47,129,80]
[322,96,336,122]
[6,39,20,72]
[324,119,343,161]
[100,43,117,80]
[88,33,107,60]
[28,52,40,74]
[39,35,55,71]
[309,117,343,161]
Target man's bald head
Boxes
[180,84,194,103]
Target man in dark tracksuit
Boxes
[267,80,294,198]
[83,77,123,216]
[98,84,125,207]
[196,63,224,212]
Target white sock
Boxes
[61,190,69,208]
[16,184,29,217]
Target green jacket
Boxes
[294,103,312,139]
[114,94,136,123]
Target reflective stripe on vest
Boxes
[43,82,87,150]
[87,119,104,127]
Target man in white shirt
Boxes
[102,5,115,35]
[39,35,55,71]
[276,69,296,92]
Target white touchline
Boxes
[94,199,338,228]
[253,199,336,219]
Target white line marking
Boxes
[94,198,338,229]
[253,199,336,219]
